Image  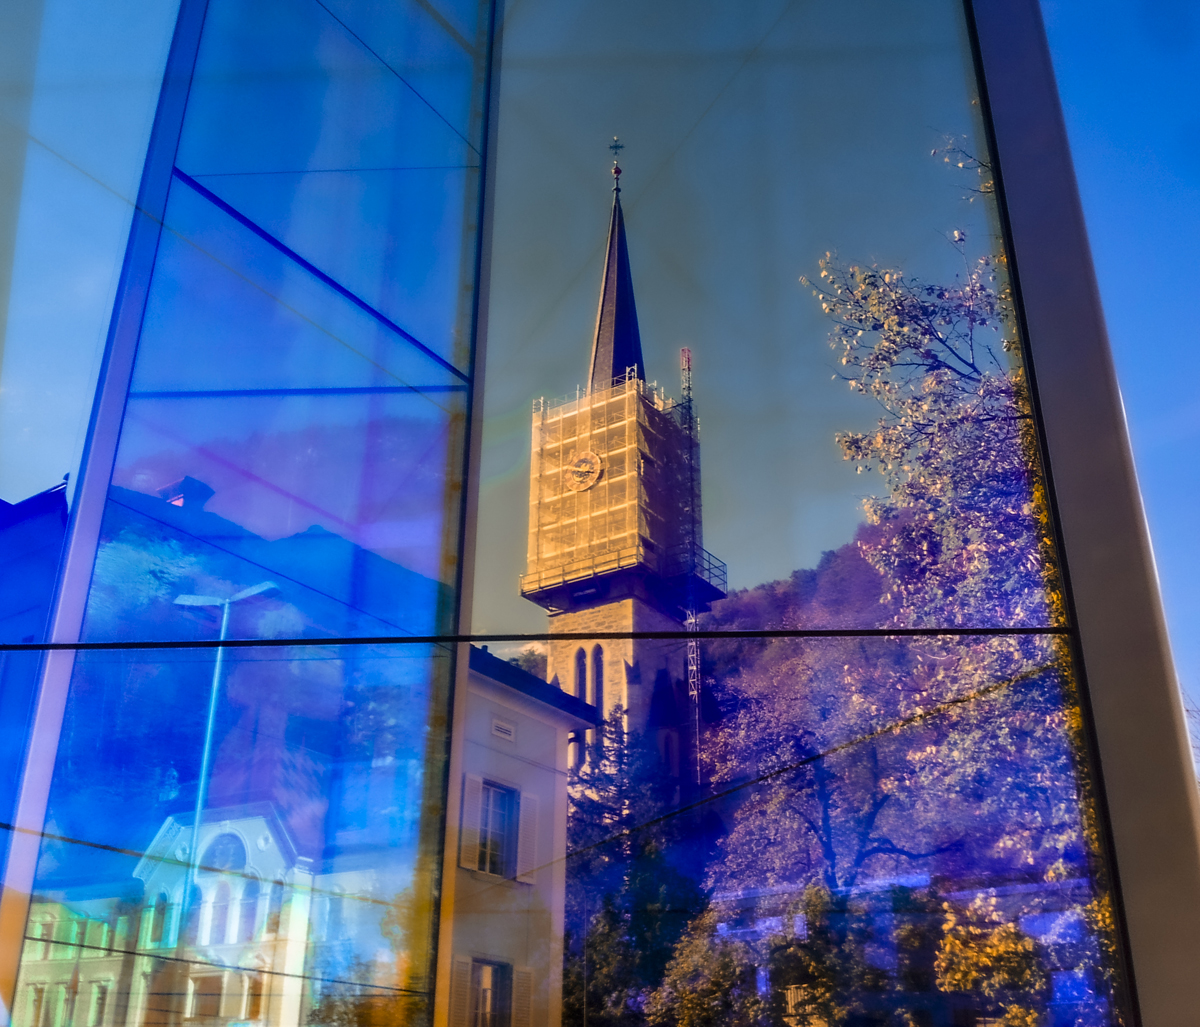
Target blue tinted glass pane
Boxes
[472,0,1065,636]
[6,0,493,1017]
[84,181,466,642]
[456,0,1133,1023]
[176,0,485,365]
[15,642,449,1017]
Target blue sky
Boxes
[1042,0,1200,705]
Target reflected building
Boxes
[521,163,726,783]
[16,645,594,1027]
[435,647,597,1027]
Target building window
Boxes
[461,776,538,883]
[51,918,79,960]
[470,960,511,1027]
[90,982,109,1027]
[239,879,259,942]
[26,920,48,961]
[245,974,263,1021]
[192,975,223,1019]
[28,985,45,1027]
[573,648,587,701]
[57,982,76,1027]
[200,833,247,874]
[182,886,202,947]
[479,782,516,877]
[265,882,283,937]
[590,645,604,712]
[148,893,168,947]
[208,881,231,945]
[590,646,605,761]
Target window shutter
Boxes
[513,968,533,1027]
[450,958,472,1027]
[516,792,538,884]
[460,775,484,871]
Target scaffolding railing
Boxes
[664,542,728,597]
[533,368,674,419]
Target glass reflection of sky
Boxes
[472,0,1003,633]
[16,0,489,1000]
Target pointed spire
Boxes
[588,156,645,393]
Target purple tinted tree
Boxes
[654,243,1125,1025]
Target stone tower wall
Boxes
[545,598,686,735]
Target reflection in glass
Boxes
[464,2,1131,1022]
[10,0,495,1021]
[560,634,1123,1027]
[4,0,1138,1025]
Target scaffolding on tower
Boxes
[679,347,703,786]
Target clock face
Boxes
[565,450,603,491]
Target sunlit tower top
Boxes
[520,153,726,780]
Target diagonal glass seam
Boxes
[411,0,477,56]
[128,385,469,399]
[310,0,482,157]
[0,626,1073,653]
[171,168,471,383]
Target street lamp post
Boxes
[173,581,277,918]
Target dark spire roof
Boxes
[587,163,645,392]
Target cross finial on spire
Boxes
[609,137,624,192]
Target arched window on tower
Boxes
[590,646,604,712]
[573,648,587,701]
[590,646,605,759]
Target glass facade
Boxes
[0,1,1151,1026]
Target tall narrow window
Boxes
[479,782,516,877]
[573,648,587,701]
[149,894,168,946]
[590,645,604,712]
[246,975,263,1021]
[182,886,202,946]
[470,960,512,1027]
[239,879,259,943]
[91,983,108,1027]
[27,920,47,961]
[55,985,72,1026]
[28,985,45,1027]
[327,888,345,940]
[208,882,231,945]
[265,883,283,936]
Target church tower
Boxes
[520,160,726,781]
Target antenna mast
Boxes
[680,348,702,786]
